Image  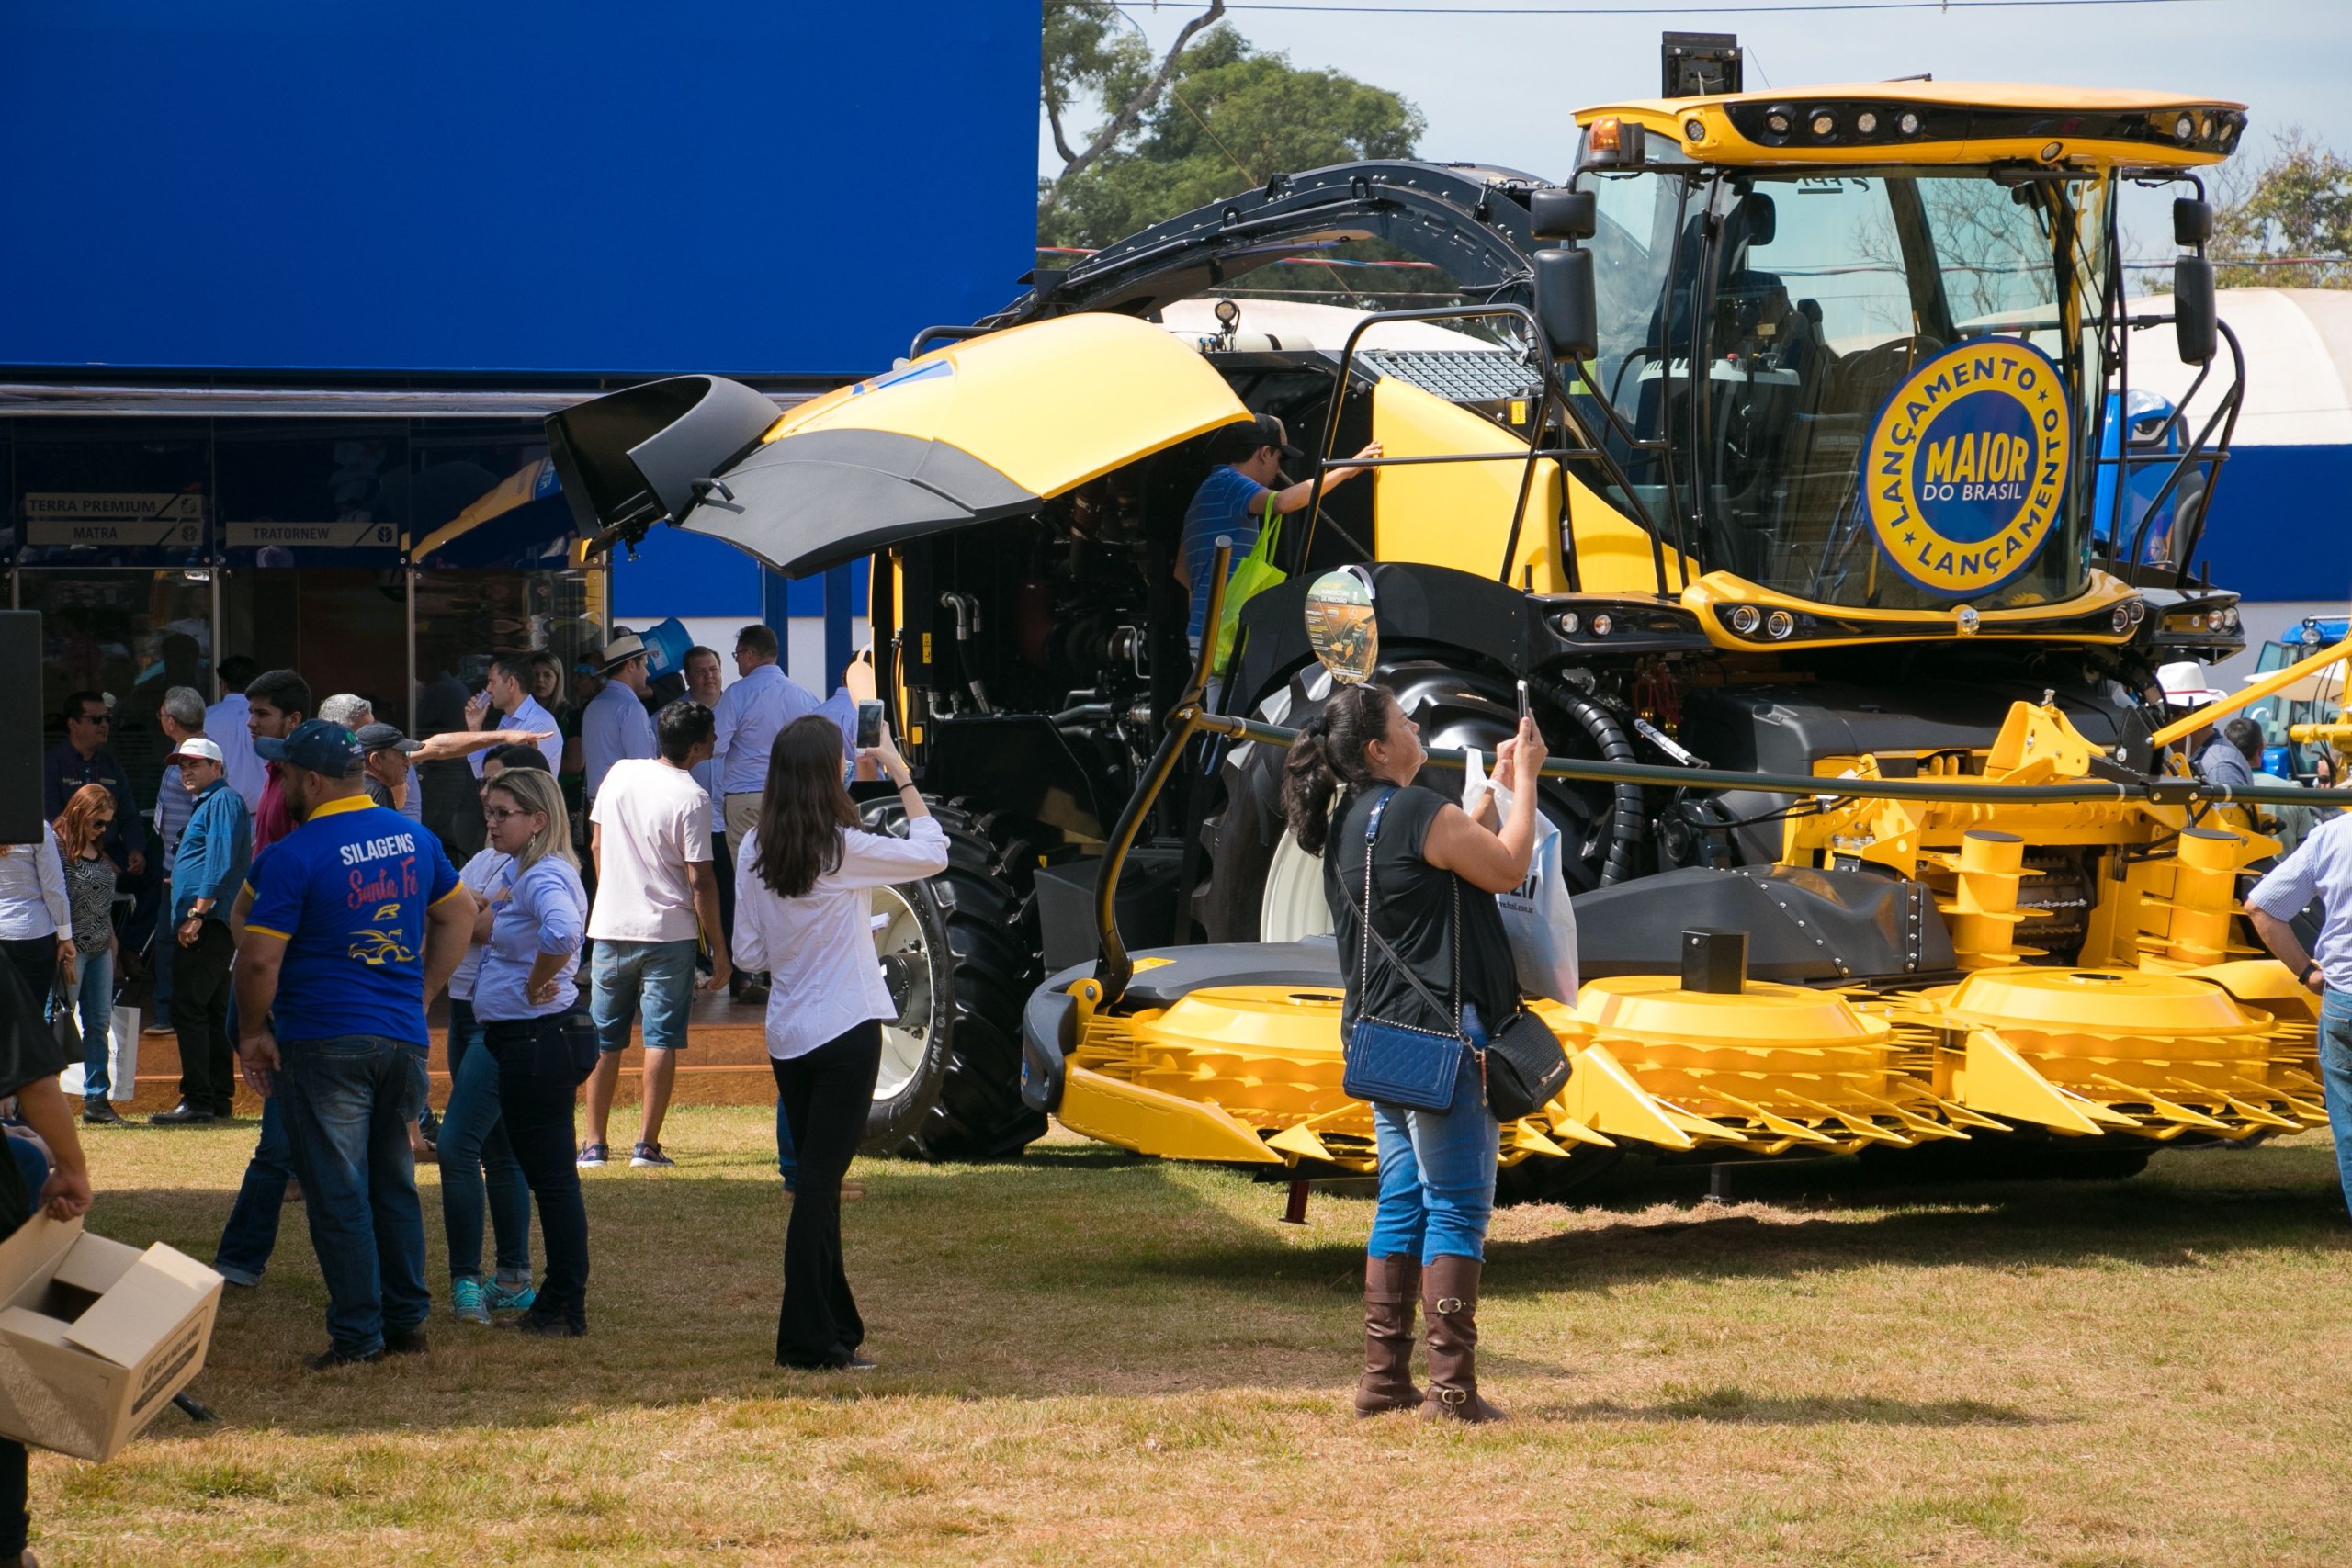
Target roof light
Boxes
[2040,141,2064,162]
[1810,110,1838,139]
[1589,116,1623,153]
[1855,110,1880,136]
[2174,113,2196,139]
[1764,105,1793,138]
[1684,117,1707,142]
[1898,110,1922,136]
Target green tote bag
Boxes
[1210,494,1284,675]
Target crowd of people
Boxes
[1,623,892,1376]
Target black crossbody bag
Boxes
[1337,789,1572,1122]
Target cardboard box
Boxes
[0,1215,221,1461]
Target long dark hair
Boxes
[752,715,861,898]
[1280,683,1396,855]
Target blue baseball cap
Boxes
[254,718,366,777]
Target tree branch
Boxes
[1045,56,1082,167]
[1042,1,1226,209]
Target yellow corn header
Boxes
[1049,694,2328,1173]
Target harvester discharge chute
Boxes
[548,34,2334,1192]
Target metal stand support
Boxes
[1281,1178,1311,1225]
[1704,1164,1732,1206]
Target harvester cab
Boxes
[546,36,2340,1196]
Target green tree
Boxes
[2212,128,2352,288]
[1039,12,1425,252]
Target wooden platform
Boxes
[99,993,782,1115]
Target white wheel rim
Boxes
[871,886,935,1102]
[1260,829,1335,943]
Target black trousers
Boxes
[172,920,237,1114]
[482,1014,594,1329]
[0,937,54,1019]
[770,1021,882,1369]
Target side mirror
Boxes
[1535,247,1599,363]
[2174,254,2217,367]
[1529,188,1597,243]
[2173,197,2213,248]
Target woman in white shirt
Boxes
[0,824,73,1011]
[733,715,947,1371]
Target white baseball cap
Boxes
[168,737,226,766]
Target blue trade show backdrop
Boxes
[0,0,1039,375]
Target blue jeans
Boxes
[1366,1006,1499,1264]
[214,1093,292,1285]
[61,946,114,1099]
[589,938,700,1054]
[2317,989,2352,1219]
[276,1033,430,1357]
[438,998,532,1280]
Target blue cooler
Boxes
[637,617,693,682]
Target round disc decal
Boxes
[1862,337,2074,598]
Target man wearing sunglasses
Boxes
[43,692,146,879]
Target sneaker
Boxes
[630,1142,674,1168]
[576,1142,608,1168]
[303,1346,384,1371]
[485,1278,537,1314]
[451,1278,492,1325]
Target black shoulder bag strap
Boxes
[1336,787,1470,1045]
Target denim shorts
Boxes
[589,937,700,1054]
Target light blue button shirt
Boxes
[710,662,820,796]
[581,680,657,800]
[470,855,586,1022]
[2248,810,2352,989]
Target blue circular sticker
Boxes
[1862,338,2074,598]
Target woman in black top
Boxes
[1283,682,1546,1423]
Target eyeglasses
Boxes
[73,713,111,726]
[481,807,537,823]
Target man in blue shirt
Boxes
[2246,812,2352,1221]
[153,739,252,1127]
[234,720,470,1368]
[43,691,146,878]
[581,633,658,804]
[710,624,819,1004]
[1178,414,1382,649]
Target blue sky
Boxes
[1044,0,2347,257]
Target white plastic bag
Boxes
[57,1006,139,1102]
[1464,751,1579,1005]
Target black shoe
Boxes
[150,1102,214,1126]
[302,1346,384,1371]
[503,1312,586,1338]
[210,1102,238,1121]
[82,1099,121,1126]
[383,1325,429,1357]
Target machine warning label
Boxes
[1860,338,2073,598]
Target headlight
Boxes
[1589,613,1613,637]
[1855,110,1880,136]
[1728,605,1761,636]
[1555,611,1580,636]
[1766,610,1794,640]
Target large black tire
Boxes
[861,797,1047,1161]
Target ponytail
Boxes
[1279,683,1396,855]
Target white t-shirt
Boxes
[587,760,712,943]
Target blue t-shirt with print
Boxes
[1181,464,1272,640]
[242,795,463,1047]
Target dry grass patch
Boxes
[31,1110,2352,1565]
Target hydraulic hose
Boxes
[1532,676,1643,886]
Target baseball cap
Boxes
[354,721,424,756]
[167,736,226,767]
[254,718,366,777]
[599,633,649,671]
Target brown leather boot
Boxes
[1420,1255,1506,1424]
[1353,1253,1422,1416]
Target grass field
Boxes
[29,1109,2352,1566]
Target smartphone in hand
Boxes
[855,700,886,750]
